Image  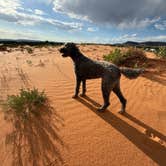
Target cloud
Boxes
[0,0,83,30]
[53,0,166,29]
[34,9,45,15]
[0,28,43,40]
[87,27,98,32]
[0,0,22,11]
[90,33,166,44]
[109,34,166,43]
[154,20,166,30]
[35,0,53,5]
[109,34,138,43]
[117,17,160,29]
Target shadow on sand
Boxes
[76,95,166,166]
[142,58,166,86]
[142,70,166,86]
[4,104,65,166]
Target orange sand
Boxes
[0,45,165,166]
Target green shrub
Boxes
[157,47,166,58]
[124,48,145,58]
[103,48,123,65]
[26,47,33,54]
[5,88,47,118]
[103,47,146,67]
[26,60,32,65]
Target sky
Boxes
[0,0,166,43]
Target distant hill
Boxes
[114,41,166,47]
[0,39,166,47]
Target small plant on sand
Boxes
[103,48,123,65]
[26,47,33,54]
[26,60,32,65]
[5,88,47,119]
[157,47,166,58]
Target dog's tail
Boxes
[120,67,144,79]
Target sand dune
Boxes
[0,45,165,166]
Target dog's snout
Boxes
[59,48,65,53]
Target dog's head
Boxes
[59,43,79,57]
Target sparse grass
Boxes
[103,47,147,67]
[157,47,166,58]
[26,60,32,65]
[26,47,33,54]
[5,88,47,119]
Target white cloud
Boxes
[0,28,43,40]
[34,9,45,15]
[87,27,98,32]
[131,34,137,37]
[0,0,22,11]
[117,17,160,29]
[109,34,138,43]
[35,0,53,5]
[109,34,166,43]
[143,35,166,42]
[0,0,83,31]
[154,20,166,30]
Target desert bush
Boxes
[123,47,145,58]
[103,48,123,65]
[103,47,147,67]
[0,45,8,52]
[26,47,33,54]
[157,47,166,58]
[5,88,47,118]
[26,60,32,65]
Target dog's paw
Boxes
[80,93,86,97]
[118,109,125,114]
[98,103,110,112]
[97,107,106,112]
[72,95,78,99]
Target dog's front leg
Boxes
[80,79,86,96]
[72,77,81,98]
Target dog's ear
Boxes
[66,43,80,54]
[65,43,76,49]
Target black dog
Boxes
[59,43,143,113]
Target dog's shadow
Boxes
[75,95,166,166]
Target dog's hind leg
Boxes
[113,80,127,114]
[98,76,114,111]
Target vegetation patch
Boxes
[103,47,147,68]
[4,88,48,119]
[26,60,33,65]
[156,47,166,58]
[25,47,34,54]
[0,45,8,52]
[103,48,123,65]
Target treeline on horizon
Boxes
[0,39,166,48]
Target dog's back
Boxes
[74,55,121,80]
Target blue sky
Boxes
[0,0,166,43]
